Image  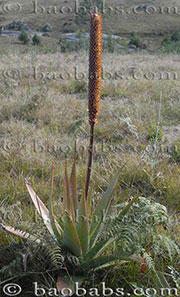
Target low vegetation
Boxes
[18,30,30,44]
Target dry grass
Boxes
[0,51,180,218]
[1,49,180,295]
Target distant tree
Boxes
[18,30,30,44]
[32,34,41,45]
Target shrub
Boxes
[17,24,25,31]
[162,31,180,53]
[162,37,171,45]
[171,30,180,42]
[129,33,142,48]
[32,34,41,45]
[75,29,84,38]
[18,30,30,44]
[162,40,180,53]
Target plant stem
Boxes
[85,122,95,200]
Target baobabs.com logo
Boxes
[85,13,103,200]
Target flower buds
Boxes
[88,13,103,125]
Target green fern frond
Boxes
[153,234,180,263]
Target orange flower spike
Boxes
[88,13,103,125]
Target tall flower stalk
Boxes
[0,13,152,294]
[85,13,103,200]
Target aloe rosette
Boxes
[0,158,146,292]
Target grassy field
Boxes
[1,0,180,295]
[1,51,180,210]
[1,50,180,293]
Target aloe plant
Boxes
[1,158,146,292]
[0,13,146,293]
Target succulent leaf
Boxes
[81,254,145,271]
[70,157,78,213]
[76,184,89,255]
[90,173,119,247]
[63,160,75,220]
[63,211,82,257]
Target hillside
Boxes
[0,0,180,36]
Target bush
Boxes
[32,34,41,45]
[162,40,180,54]
[129,33,142,48]
[171,30,180,42]
[18,30,30,44]
[162,37,171,45]
[75,29,84,38]
[162,30,180,53]
[17,24,25,31]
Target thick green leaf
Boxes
[63,160,75,220]
[70,157,78,213]
[90,174,119,248]
[81,254,145,271]
[48,162,63,243]
[85,237,115,259]
[76,185,89,256]
[63,212,82,257]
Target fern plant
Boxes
[113,197,178,291]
